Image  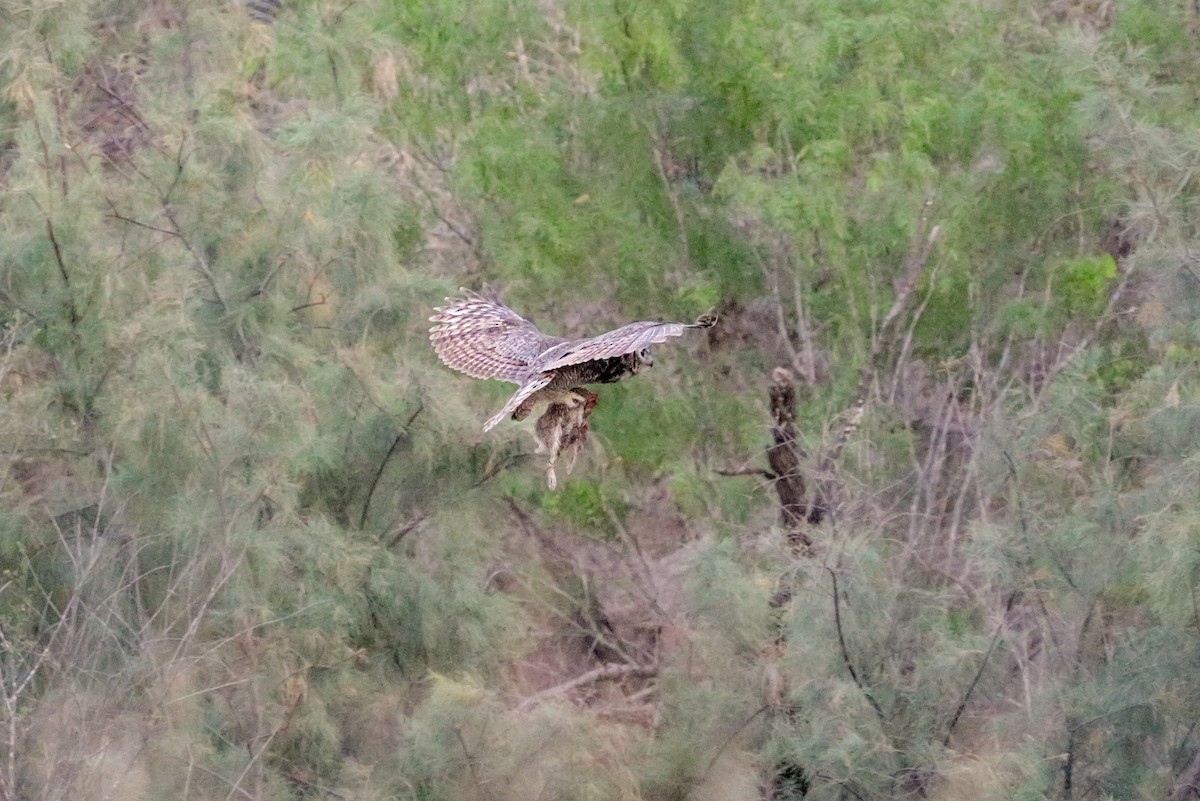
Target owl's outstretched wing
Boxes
[481,313,717,432]
[429,289,563,384]
[480,314,716,432]
[537,314,717,372]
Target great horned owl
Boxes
[429,289,716,431]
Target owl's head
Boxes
[634,347,654,371]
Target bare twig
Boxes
[0,563,84,796]
[451,724,489,798]
[827,567,885,721]
[155,139,230,315]
[715,466,776,479]
[44,217,78,326]
[600,499,662,613]
[792,260,820,385]
[359,402,424,528]
[502,500,645,667]
[473,448,532,487]
[106,210,178,237]
[789,196,939,531]
[1061,600,1098,800]
[888,261,940,404]
[698,704,770,780]
[409,170,477,250]
[20,191,80,328]
[517,663,657,711]
[760,247,808,380]
[943,591,1018,747]
[384,513,429,549]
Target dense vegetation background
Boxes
[1,0,1199,798]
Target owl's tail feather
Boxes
[484,374,553,431]
[483,408,508,432]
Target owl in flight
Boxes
[429,289,716,432]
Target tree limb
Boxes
[943,590,1018,747]
[44,217,78,326]
[827,567,884,721]
[517,663,657,712]
[359,401,424,529]
[715,466,775,479]
[810,195,939,520]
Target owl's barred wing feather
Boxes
[429,289,563,384]
[537,317,712,372]
[481,319,687,433]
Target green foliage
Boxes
[687,538,772,653]
[1112,1,1200,75]
[540,477,626,538]
[1054,254,1117,319]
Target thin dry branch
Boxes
[791,258,821,385]
[715,466,775,479]
[159,139,230,314]
[877,198,940,340]
[811,196,940,516]
[600,499,664,615]
[698,704,770,782]
[0,545,86,797]
[360,401,424,528]
[20,193,80,328]
[827,567,884,722]
[384,512,429,549]
[501,499,643,666]
[760,246,809,381]
[44,217,78,326]
[517,663,657,711]
[474,448,532,487]
[942,591,1018,747]
[1169,748,1200,801]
